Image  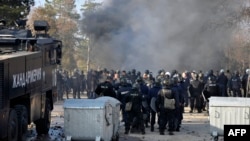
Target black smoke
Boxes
[82,0,244,73]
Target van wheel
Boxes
[8,109,18,141]
[15,105,28,141]
[35,99,51,135]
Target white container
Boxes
[63,99,113,141]
[209,97,250,137]
[96,96,121,140]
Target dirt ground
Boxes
[118,108,222,141]
[26,96,224,141]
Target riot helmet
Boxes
[120,77,127,85]
[148,73,154,80]
[161,78,171,86]
[103,68,107,73]
[193,73,199,80]
[154,78,162,87]
[132,83,140,91]
[246,69,250,75]
[177,73,183,82]
[145,69,150,74]
[136,76,143,83]
[106,76,112,81]
[137,71,141,77]
[220,69,224,74]
[172,76,178,85]
[127,71,131,75]
[158,70,162,75]
[234,70,239,77]
[160,71,165,76]
[131,69,136,74]
[116,69,120,74]
[133,83,139,88]
[198,72,204,79]
[208,69,214,75]
[171,69,177,77]
[165,72,171,77]
[208,76,216,84]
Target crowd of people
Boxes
[56,67,250,136]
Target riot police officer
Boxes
[94,76,116,98]
[130,69,137,84]
[181,71,190,107]
[156,78,179,135]
[216,69,228,97]
[79,70,86,95]
[172,75,184,131]
[156,70,166,82]
[203,75,220,113]
[137,76,150,127]
[56,69,64,100]
[86,69,97,98]
[229,71,242,97]
[71,69,81,99]
[124,83,145,135]
[116,78,132,122]
[148,78,162,132]
[62,70,71,99]
[188,73,203,113]
[242,69,249,97]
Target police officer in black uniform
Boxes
[242,69,249,97]
[216,69,228,97]
[94,76,116,98]
[156,78,179,135]
[172,75,184,131]
[189,73,203,113]
[148,78,162,132]
[79,70,86,95]
[116,78,132,122]
[71,69,81,99]
[62,70,71,99]
[130,69,137,84]
[229,71,242,97]
[124,83,145,135]
[137,76,150,128]
[203,75,220,113]
[56,69,64,100]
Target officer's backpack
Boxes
[160,89,175,110]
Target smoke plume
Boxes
[82,0,245,74]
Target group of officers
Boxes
[56,67,250,136]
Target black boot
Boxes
[189,109,193,113]
[159,129,164,135]
[124,130,129,134]
[176,127,180,132]
[151,126,154,132]
[169,131,174,135]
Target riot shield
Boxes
[142,100,149,109]
[150,97,157,112]
[201,92,207,102]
